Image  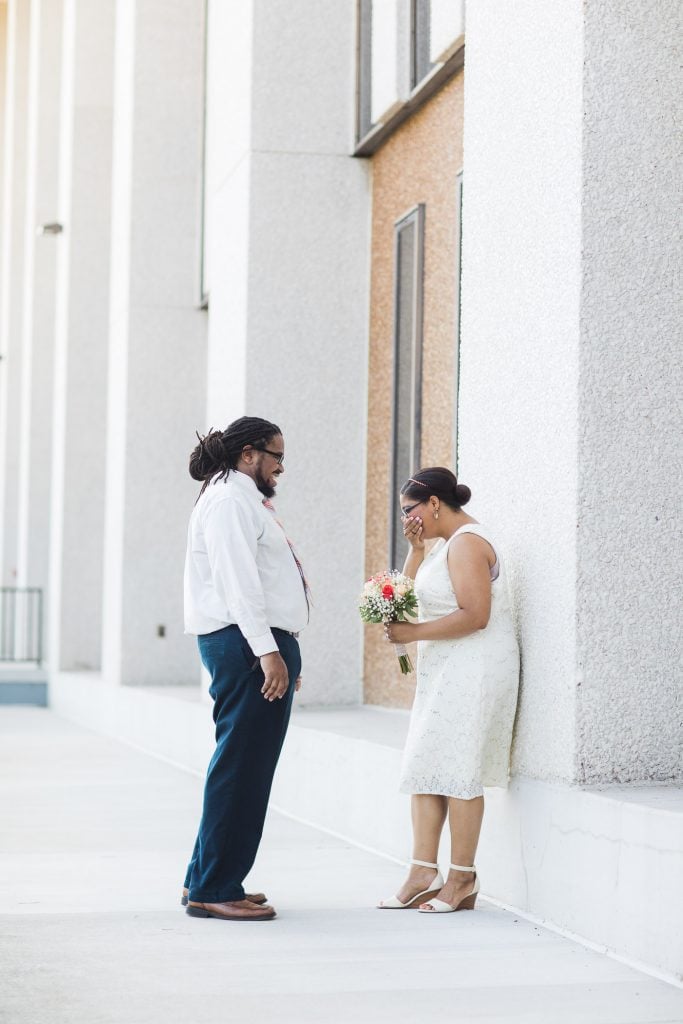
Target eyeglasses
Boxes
[254,446,285,465]
[400,500,424,519]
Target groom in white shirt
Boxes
[182,416,309,921]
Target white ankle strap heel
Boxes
[417,863,480,914]
[378,859,444,910]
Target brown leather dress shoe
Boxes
[181,887,267,906]
[186,899,276,921]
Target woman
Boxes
[379,467,519,914]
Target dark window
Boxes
[453,171,463,472]
[356,0,373,141]
[411,0,434,89]
[198,0,209,308]
[389,205,425,570]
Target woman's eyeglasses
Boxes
[400,501,424,519]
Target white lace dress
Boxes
[399,524,520,799]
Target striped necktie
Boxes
[262,498,311,617]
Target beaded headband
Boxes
[407,478,428,487]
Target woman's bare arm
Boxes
[415,534,492,641]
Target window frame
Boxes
[453,170,463,473]
[197,0,210,309]
[389,203,426,570]
[355,0,374,144]
[410,0,433,91]
[355,0,464,154]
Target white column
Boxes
[460,0,680,788]
[203,0,253,426]
[0,0,31,587]
[0,5,8,281]
[15,0,63,606]
[102,0,207,687]
[49,0,115,671]
[244,0,370,704]
[454,0,680,963]
[458,0,583,783]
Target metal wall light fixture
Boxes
[37,222,64,235]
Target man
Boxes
[182,415,308,921]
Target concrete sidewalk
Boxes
[1,708,681,1024]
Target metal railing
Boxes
[0,588,43,664]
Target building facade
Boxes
[1,0,681,981]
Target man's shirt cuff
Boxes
[248,631,278,657]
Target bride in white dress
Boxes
[379,467,519,914]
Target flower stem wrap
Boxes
[391,642,413,675]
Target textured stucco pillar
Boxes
[453,0,681,972]
[0,0,30,587]
[15,0,63,607]
[48,0,115,671]
[205,0,370,705]
[575,0,681,783]
[459,0,680,787]
[458,0,582,783]
[101,0,207,687]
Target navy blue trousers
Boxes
[184,625,301,903]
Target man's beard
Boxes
[255,469,277,500]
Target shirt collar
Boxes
[228,469,265,504]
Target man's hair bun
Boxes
[189,429,225,481]
[188,416,282,498]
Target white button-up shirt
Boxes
[184,470,309,656]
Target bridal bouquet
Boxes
[359,571,418,674]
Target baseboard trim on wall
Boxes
[0,679,47,706]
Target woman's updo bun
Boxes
[453,482,471,507]
[400,466,472,511]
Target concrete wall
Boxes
[458,0,583,783]
[204,0,371,705]
[16,0,63,607]
[0,1,9,582]
[247,0,370,705]
[0,6,6,240]
[0,0,30,588]
[575,1,682,784]
[203,0,253,426]
[102,0,207,688]
[49,0,115,671]
[459,0,681,788]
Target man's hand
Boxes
[260,651,289,701]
